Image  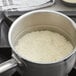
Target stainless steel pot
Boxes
[0,10,76,76]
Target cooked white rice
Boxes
[15,30,73,63]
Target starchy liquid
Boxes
[15,30,73,63]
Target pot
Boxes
[0,10,76,76]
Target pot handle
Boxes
[0,58,17,73]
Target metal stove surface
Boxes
[0,11,76,76]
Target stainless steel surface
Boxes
[1,0,76,11]
[8,10,76,76]
[0,11,76,76]
[2,0,55,11]
[0,10,76,76]
[9,10,76,53]
[0,58,17,73]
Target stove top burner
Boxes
[0,11,76,76]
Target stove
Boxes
[0,11,76,76]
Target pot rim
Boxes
[8,10,76,64]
